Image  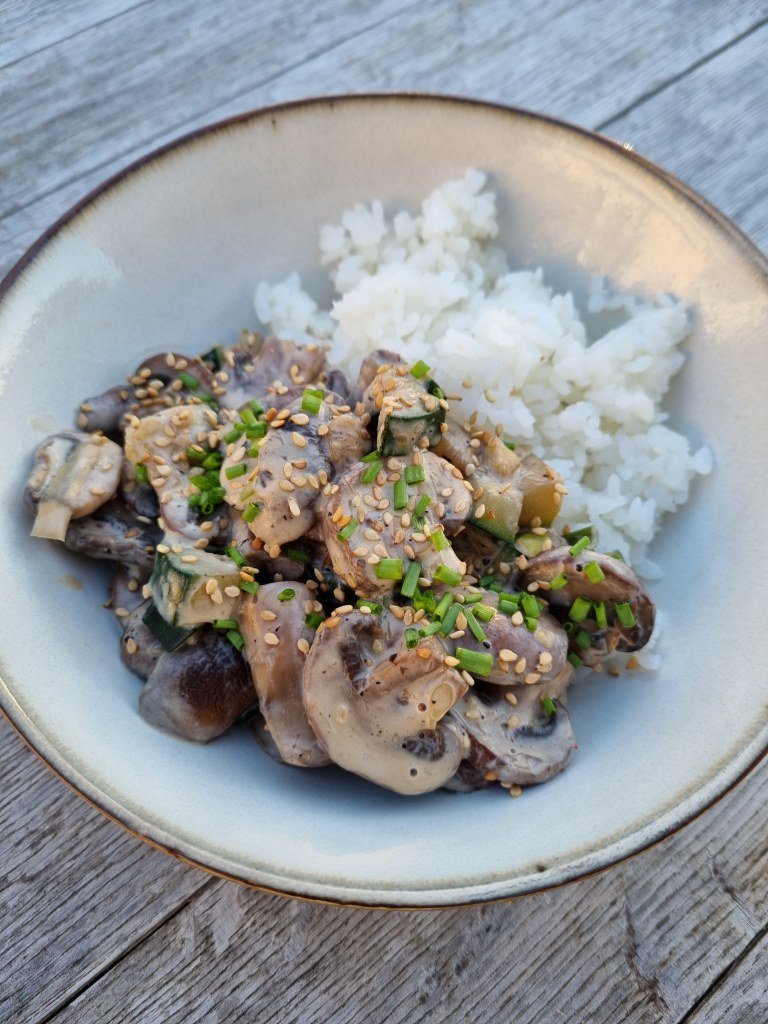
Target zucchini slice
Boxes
[149,547,242,628]
[469,474,523,543]
[375,374,446,456]
[142,601,198,652]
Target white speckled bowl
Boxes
[1,96,767,908]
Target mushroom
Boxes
[218,334,327,410]
[303,609,469,794]
[110,564,148,615]
[451,523,516,579]
[228,513,316,582]
[352,348,402,402]
[139,629,255,742]
[319,450,471,597]
[239,582,330,767]
[24,431,123,541]
[221,393,367,549]
[124,403,220,541]
[63,500,159,571]
[120,600,164,680]
[442,589,571,687]
[520,547,655,654]
[120,457,159,520]
[447,686,576,788]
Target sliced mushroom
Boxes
[239,582,330,767]
[124,403,219,541]
[353,348,402,400]
[228,513,315,582]
[63,500,159,570]
[120,600,164,680]
[139,629,255,742]
[448,686,575,787]
[443,590,571,687]
[520,547,655,653]
[25,431,123,541]
[303,609,468,794]
[221,394,366,549]
[120,457,159,520]
[451,524,516,579]
[219,334,326,410]
[111,564,148,615]
[319,451,471,597]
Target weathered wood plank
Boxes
[0,718,208,1024]
[42,757,768,1024]
[1,0,765,224]
[602,21,768,251]
[684,929,768,1023]
[0,0,147,70]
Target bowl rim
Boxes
[2,92,767,909]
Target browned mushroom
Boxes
[139,629,255,742]
[239,582,330,767]
[303,609,468,794]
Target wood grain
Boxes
[2,2,768,1022]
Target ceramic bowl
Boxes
[1,95,767,907]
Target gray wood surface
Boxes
[2,2,767,1022]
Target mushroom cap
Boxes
[303,609,469,795]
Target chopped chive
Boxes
[434,592,453,620]
[361,450,382,463]
[515,531,549,557]
[356,598,382,615]
[567,652,583,668]
[574,629,592,650]
[488,580,503,593]
[404,465,426,485]
[615,602,636,628]
[224,426,243,443]
[242,502,260,523]
[584,561,605,583]
[549,573,569,590]
[439,602,462,635]
[198,394,219,411]
[393,477,408,510]
[569,535,590,557]
[401,560,422,599]
[410,359,431,379]
[464,608,486,643]
[361,459,383,484]
[569,596,592,622]
[564,525,595,547]
[305,611,325,630]
[473,603,495,623]
[607,549,626,563]
[593,599,608,629]
[524,615,539,632]
[249,399,264,417]
[419,621,442,638]
[214,618,238,630]
[479,574,495,588]
[301,390,323,415]
[247,445,261,458]
[240,580,260,595]
[462,593,483,605]
[225,463,248,479]
[503,439,516,451]
[246,421,268,440]
[433,564,462,587]
[414,494,431,517]
[413,587,437,616]
[202,452,223,470]
[285,548,310,563]
[455,647,493,678]
[186,446,205,462]
[178,371,200,390]
[240,407,257,428]
[226,545,245,568]
[188,493,202,508]
[520,593,541,619]
[227,629,245,651]
[277,588,296,602]
[431,528,451,552]
[428,381,445,400]
[405,627,420,649]
[337,519,357,542]
[134,462,149,485]
[498,597,520,616]
[540,696,557,716]
[375,558,404,581]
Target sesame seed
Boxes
[444,655,460,668]
[292,432,307,448]
[181,554,198,564]
[461,670,475,687]
[224,585,240,598]
[114,606,130,618]
[318,424,330,437]
[156,544,170,554]
[142,584,152,599]
[516,658,527,674]
[352,545,368,557]
[288,498,301,517]
[498,649,517,663]
[264,632,280,646]
[504,692,518,705]
[124,637,138,654]
[279,480,295,492]
[297,638,310,655]
[474,503,486,519]
[511,611,524,627]
[509,785,523,798]
[524,672,541,685]
[291,413,310,425]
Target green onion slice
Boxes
[225,463,248,479]
[227,629,245,651]
[226,545,245,567]
[393,478,408,510]
[455,647,493,678]
[433,564,462,587]
[240,581,260,595]
[178,371,200,391]
[400,560,422,599]
[375,558,404,581]
[549,573,569,590]
[615,602,636,628]
[242,502,260,523]
[337,519,357,542]
[584,561,605,583]
[277,588,296,602]
[404,465,426,485]
[361,459,383,485]
[473,603,495,623]
[464,608,486,643]
[410,359,431,379]
[568,535,590,557]
[214,618,238,630]
[356,598,382,615]
[134,462,149,485]
[568,596,592,622]
[405,627,419,649]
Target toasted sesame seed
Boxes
[156,543,170,554]
[142,584,152,599]
[291,413,310,425]
[264,632,280,646]
[416,648,431,660]
[297,638,311,655]
[124,636,139,654]
[288,498,301,517]
[461,670,475,687]
[181,554,198,564]
[223,585,240,598]
[318,424,330,437]
[114,606,130,618]
[352,545,368,557]
[511,611,524,626]
[516,658,527,674]
[504,692,518,706]
[498,649,517,663]
[279,480,295,492]
[444,655,460,667]
[509,785,523,798]
[524,672,541,685]
[292,432,307,448]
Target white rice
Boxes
[254,169,712,579]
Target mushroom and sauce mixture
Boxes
[23,333,655,796]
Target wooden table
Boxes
[2,3,768,1021]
